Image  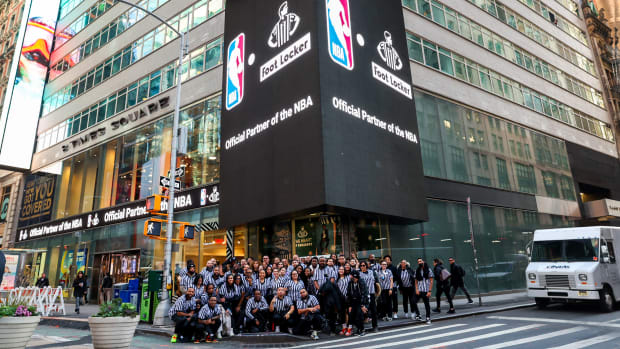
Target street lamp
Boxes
[113,0,188,326]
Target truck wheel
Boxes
[535,298,549,309]
[599,288,614,313]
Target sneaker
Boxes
[404,312,409,319]
[339,328,347,335]
[311,330,319,340]
[357,330,366,337]
[194,339,201,344]
[345,328,353,336]
[414,315,422,321]
[170,334,178,343]
[216,331,222,339]
[382,316,388,321]
[387,317,393,321]
[468,299,474,304]
[205,336,213,343]
[432,308,441,313]
[288,328,293,334]
[275,325,281,333]
[426,318,431,325]
[393,314,398,319]
[371,327,379,333]
[448,309,455,314]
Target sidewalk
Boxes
[40,292,534,344]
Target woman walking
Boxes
[73,271,87,314]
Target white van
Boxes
[526,226,620,312]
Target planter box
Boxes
[88,316,139,349]
[0,316,41,349]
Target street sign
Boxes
[167,166,186,178]
[159,176,181,190]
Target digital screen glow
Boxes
[0,0,61,170]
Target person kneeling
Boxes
[269,287,295,333]
[196,296,222,343]
[168,287,198,343]
[295,288,323,340]
[246,289,269,333]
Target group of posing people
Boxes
[168,253,473,343]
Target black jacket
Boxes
[102,275,114,289]
[433,264,450,286]
[73,277,87,297]
[396,266,415,288]
[35,277,49,288]
[318,280,341,311]
[387,264,399,288]
[347,280,369,307]
[449,263,466,286]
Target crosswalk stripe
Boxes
[546,333,620,349]
[290,323,465,348]
[317,323,468,349]
[327,323,506,349]
[474,326,586,349]
[488,316,620,329]
[414,324,542,349]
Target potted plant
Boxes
[88,298,139,349]
[0,301,41,349]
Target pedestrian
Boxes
[294,288,323,340]
[378,261,393,321]
[196,295,221,343]
[336,266,351,335]
[219,274,244,335]
[448,257,474,304]
[269,286,295,333]
[384,255,400,319]
[346,270,368,337]
[35,273,49,288]
[397,260,415,319]
[169,287,198,343]
[245,289,269,333]
[413,258,434,324]
[359,261,378,332]
[72,271,87,314]
[433,259,455,314]
[317,274,340,334]
[100,273,113,304]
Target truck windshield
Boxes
[531,238,599,262]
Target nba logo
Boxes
[226,33,245,110]
[326,0,354,70]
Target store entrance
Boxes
[90,250,140,303]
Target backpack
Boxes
[440,268,451,282]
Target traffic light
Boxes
[181,224,195,240]
[144,220,162,237]
[146,195,166,213]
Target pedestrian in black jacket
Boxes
[448,257,473,303]
[396,260,415,319]
[432,259,454,314]
[318,276,340,334]
[346,270,369,336]
[72,271,87,314]
[35,273,50,288]
[384,256,400,319]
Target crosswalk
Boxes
[291,315,620,349]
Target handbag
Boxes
[440,268,451,282]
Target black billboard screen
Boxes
[220,0,426,227]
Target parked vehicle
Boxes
[526,226,620,312]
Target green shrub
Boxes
[94,298,138,318]
[0,299,39,317]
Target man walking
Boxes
[448,257,473,304]
[432,259,455,314]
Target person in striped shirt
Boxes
[378,261,394,321]
[313,257,336,291]
[245,289,269,333]
[269,287,295,333]
[397,260,416,319]
[359,262,378,331]
[286,270,305,302]
[178,261,198,294]
[336,266,351,335]
[169,287,197,343]
[196,295,222,343]
[219,274,244,335]
[255,270,274,303]
[294,288,323,340]
[413,258,434,324]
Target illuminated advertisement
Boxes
[0,254,19,290]
[0,0,61,170]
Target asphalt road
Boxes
[27,304,620,348]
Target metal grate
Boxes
[544,274,570,288]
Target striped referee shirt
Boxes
[245,296,268,320]
[414,268,435,293]
[360,270,376,295]
[285,279,305,302]
[313,266,336,289]
[168,295,196,319]
[296,295,319,319]
[197,304,221,320]
[271,295,294,313]
[179,273,198,290]
[399,268,413,288]
[255,279,274,297]
[337,276,350,297]
[200,268,213,282]
[210,276,225,288]
[242,276,255,295]
[378,269,393,291]
[218,284,241,301]
[273,276,288,290]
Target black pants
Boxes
[338,296,348,326]
[436,282,454,309]
[323,305,338,332]
[225,301,244,334]
[367,294,378,328]
[413,292,431,319]
[272,311,295,331]
[391,287,398,314]
[293,313,324,335]
[247,310,269,333]
[400,287,415,313]
[172,315,198,341]
[195,318,221,339]
[348,301,364,332]
[379,290,392,318]
[451,282,473,302]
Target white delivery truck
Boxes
[526,226,620,312]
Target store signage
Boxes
[16,183,220,243]
[18,174,56,228]
[220,0,427,227]
[0,192,10,222]
[159,176,181,190]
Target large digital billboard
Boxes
[0,0,62,170]
[220,0,426,227]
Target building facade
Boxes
[6,0,620,301]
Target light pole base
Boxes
[153,300,173,327]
